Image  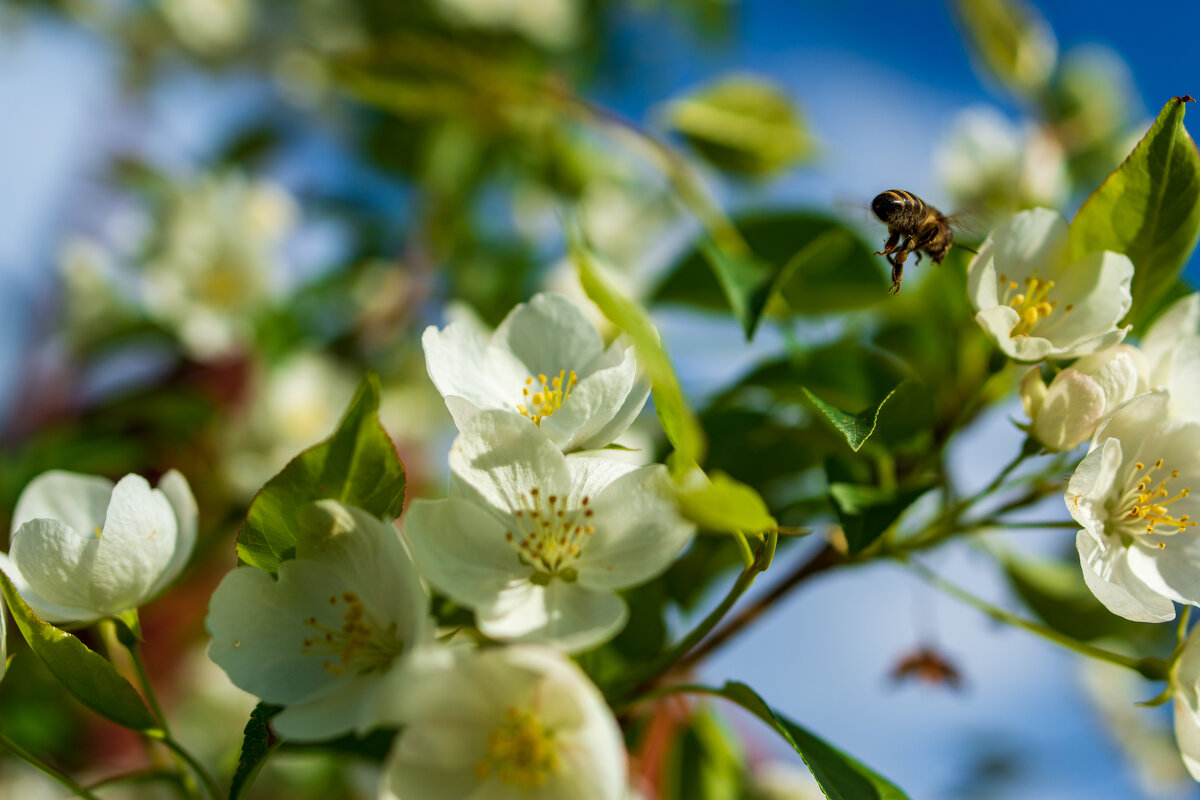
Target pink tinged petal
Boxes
[1034,369,1106,451]
[1076,531,1175,622]
[151,469,197,594]
[90,474,178,614]
[495,293,605,380]
[11,470,113,537]
[447,410,572,515]
[476,580,628,653]
[574,465,695,590]
[5,524,104,623]
[404,498,531,608]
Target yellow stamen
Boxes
[475,708,559,789]
[300,591,402,675]
[517,369,578,426]
[1116,458,1197,536]
[998,272,1068,337]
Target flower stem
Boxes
[148,733,221,800]
[0,730,103,800]
[910,560,1168,680]
[609,533,777,703]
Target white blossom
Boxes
[1141,293,1200,421]
[159,0,251,54]
[404,410,694,653]
[1067,391,1200,622]
[1020,345,1147,451]
[422,292,649,453]
[1173,623,1200,781]
[968,208,1134,362]
[207,501,433,740]
[1,470,196,624]
[380,645,625,800]
[142,173,297,360]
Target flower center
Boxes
[998,272,1072,337]
[517,371,578,425]
[1114,458,1196,539]
[474,708,560,789]
[300,591,403,675]
[505,487,595,577]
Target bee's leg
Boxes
[875,230,900,256]
[913,249,923,265]
[887,247,909,295]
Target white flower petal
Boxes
[1035,251,1133,352]
[581,341,651,451]
[0,550,99,624]
[151,469,197,594]
[206,562,354,707]
[1143,294,1200,370]
[476,580,628,653]
[1066,438,1124,531]
[90,475,178,614]
[496,293,605,379]
[422,323,531,417]
[968,209,1069,308]
[1126,538,1200,608]
[1093,390,1171,444]
[575,465,694,590]
[1174,697,1200,782]
[539,350,639,451]
[975,307,1055,362]
[296,501,430,643]
[11,470,113,537]
[448,411,572,514]
[9,518,103,618]
[272,673,385,741]
[1076,531,1176,622]
[404,498,532,607]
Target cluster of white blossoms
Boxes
[970,209,1200,776]
[0,292,685,798]
[203,291,692,796]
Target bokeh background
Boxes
[2,1,1199,798]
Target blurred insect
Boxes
[871,189,974,295]
[889,645,963,691]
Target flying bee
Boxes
[871,189,969,295]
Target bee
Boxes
[871,189,957,295]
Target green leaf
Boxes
[804,382,911,453]
[675,465,777,535]
[1001,552,1157,643]
[952,0,1055,95]
[714,681,910,800]
[664,74,812,178]
[236,372,406,572]
[655,212,887,322]
[229,703,283,800]
[1070,96,1200,327]
[828,481,933,555]
[573,243,706,470]
[0,571,159,732]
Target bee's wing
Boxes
[943,209,993,247]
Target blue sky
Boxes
[1,3,1199,798]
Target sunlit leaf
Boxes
[952,0,1056,95]
[1070,96,1200,328]
[665,74,811,177]
[828,481,933,555]
[573,243,705,470]
[237,373,406,572]
[675,464,777,535]
[0,571,159,732]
